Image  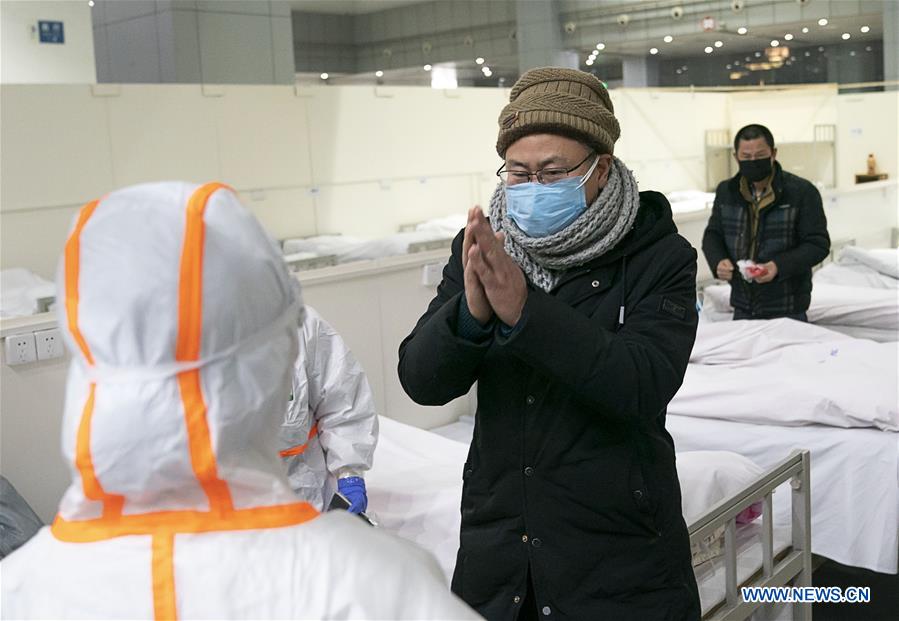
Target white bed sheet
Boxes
[0,269,56,318]
[814,262,898,289]
[414,214,466,238]
[666,190,715,216]
[381,416,782,587]
[667,414,899,574]
[672,320,899,431]
[701,282,899,337]
[283,230,453,264]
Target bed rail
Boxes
[690,450,811,621]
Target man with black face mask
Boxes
[702,124,830,320]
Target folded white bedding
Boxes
[673,319,899,431]
[701,282,898,333]
[414,214,466,238]
[0,269,56,318]
[368,416,770,582]
[283,230,452,263]
[839,246,899,279]
[814,262,898,289]
[666,190,715,215]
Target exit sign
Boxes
[38,21,64,44]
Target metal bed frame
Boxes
[690,450,812,621]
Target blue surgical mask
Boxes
[505,155,600,238]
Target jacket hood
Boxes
[55,182,304,521]
[590,190,678,267]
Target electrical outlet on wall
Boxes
[4,333,37,366]
[34,328,64,361]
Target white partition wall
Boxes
[836,91,899,190]
[612,89,730,193]
[4,82,897,279]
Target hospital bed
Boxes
[668,319,898,575]
[666,190,715,217]
[281,214,465,266]
[368,416,812,621]
[699,280,898,342]
[0,269,56,319]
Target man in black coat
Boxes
[702,123,830,320]
[398,68,700,621]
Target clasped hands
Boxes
[462,207,527,327]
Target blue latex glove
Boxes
[337,476,368,514]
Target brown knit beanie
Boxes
[496,67,620,157]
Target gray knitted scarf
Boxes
[489,156,640,292]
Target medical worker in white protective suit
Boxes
[280,306,378,513]
[0,181,479,621]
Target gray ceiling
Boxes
[291,0,888,86]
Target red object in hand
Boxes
[746,265,768,278]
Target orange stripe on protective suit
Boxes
[52,184,320,621]
[74,384,124,519]
[64,199,100,366]
[65,199,126,518]
[279,422,320,458]
[152,533,177,621]
[176,182,234,514]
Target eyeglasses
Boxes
[497,152,595,185]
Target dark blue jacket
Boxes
[398,192,700,621]
[702,162,830,317]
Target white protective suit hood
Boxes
[1,182,480,621]
[54,181,308,526]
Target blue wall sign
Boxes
[38,21,65,44]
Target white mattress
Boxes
[380,417,783,597]
[666,190,715,215]
[413,214,466,238]
[283,219,458,264]
[672,320,899,431]
[814,262,898,289]
[0,269,56,318]
[701,282,899,338]
[667,414,899,574]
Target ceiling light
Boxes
[770,40,779,47]
[784,34,793,41]
[423,64,432,71]
[842,33,851,40]
[755,51,762,57]
[596,43,606,50]
[664,35,674,43]
[861,26,870,34]
[804,51,811,57]
[726,64,732,70]
[737,27,748,35]
[483,70,492,77]
[88,0,95,6]
[475,57,485,65]
[714,40,724,48]
[818,18,828,26]
[849,51,856,56]
[375,70,384,77]
[650,47,659,55]
[320,73,329,80]
[676,69,683,74]
[734,60,741,65]
[705,46,714,54]
[586,59,594,66]
[481,66,490,73]
[802,27,809,33]
[866,46,873,52]
[818,46,825,52]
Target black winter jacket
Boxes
[398,192,700,621]
[702,162,830,318]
